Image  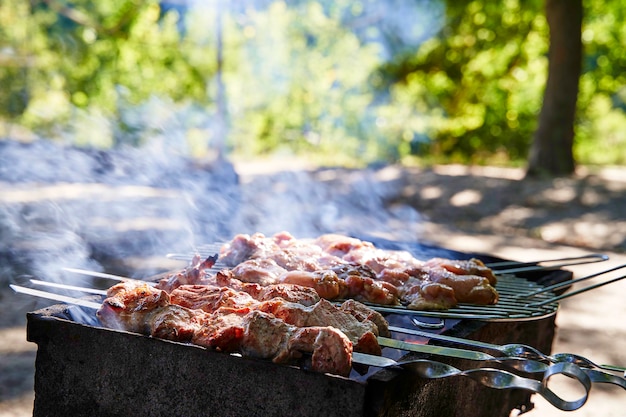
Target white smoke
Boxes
[1,0,445,321]
[231,165,426,241]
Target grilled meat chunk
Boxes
[422,267,498,305]
[424,257,497,285]
[97,281,357,376]
[280,269,349,300]
[169,284,385,355]
[259,298,382,355]
[339,299,391,338]
[285,325,353,376]
[156,254,216,292]
[169,284,257,314]
[217,232,500,310]
[97,281,200,341]
[230,258,287,286]
[399,280,458,311]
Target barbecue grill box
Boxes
[25,238,571,417]
[26,298,560,417]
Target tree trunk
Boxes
[526,0,582,178]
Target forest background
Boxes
[1,0,626,169]
[2,3,626,416]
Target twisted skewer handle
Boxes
[396,359,591,411]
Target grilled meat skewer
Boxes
[217,232,498,309]
[97,281,354,376]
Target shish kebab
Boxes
[20,277,626,388]
[13,283,600,412]
[12,232,624,376]
[11,247,626,411]
[13,280,620,413]
[49,234,625,380]
[27,275,626,384]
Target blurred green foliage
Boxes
[1,0,625,166]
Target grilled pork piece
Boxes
[217,232,499,310]
[341,246,424,274]
[197,310,353,376]
[230,258,287,285]
[258,298,382,355]
[238,311,353,376]
[219,233,282,266]
[313,233,374,257]
[284,325,353,376]
[156,253,217,292]
[424,257,497,285]
[169,285,257,314]
[280,270,349,300]
[339,299,391,338]
[169,284,385,355]
[398,279,458,310]
[422,268,498,305]
[346,275,399,305]
[214,270,321,306]
[97,281,200,341]
[221,232,335,271]
[97,281,354,376]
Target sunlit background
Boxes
[2,0,626,166]
[2,2,626,417]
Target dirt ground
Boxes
[1,161,625,416]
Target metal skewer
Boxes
[389,324,626,387]
[517,263,626,306]
[10,285,102,310]
[352,353,591,412]
[486,253,609,274]
[62,267,157,285]
[29,279,107,295]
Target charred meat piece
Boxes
[239,310,353,376]
[339,299,391,338]
[258,298,382,355]
[97,281,356,376]
[97,281,200,341]
[169,283,385,355]
[313,234,374,257]
[213,232,500,310]
[230,258,287,286]
[341,247,423,274]
[343,274,399,306]
[192,311,247,352]
[424,257,497,285]
[219,233,285,266]
[169,285,257,314]
[213,269,320,306]
[423,268,498,305]
[157,254,217,292]
[244,282,321,306]
[285,325,353,376]
[280,269,348,300]
[399,280,458,311]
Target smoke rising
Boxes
[0,0,445,321]
[232,166,425,241]
[1,139,424,281]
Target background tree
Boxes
[526,0,583,177]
